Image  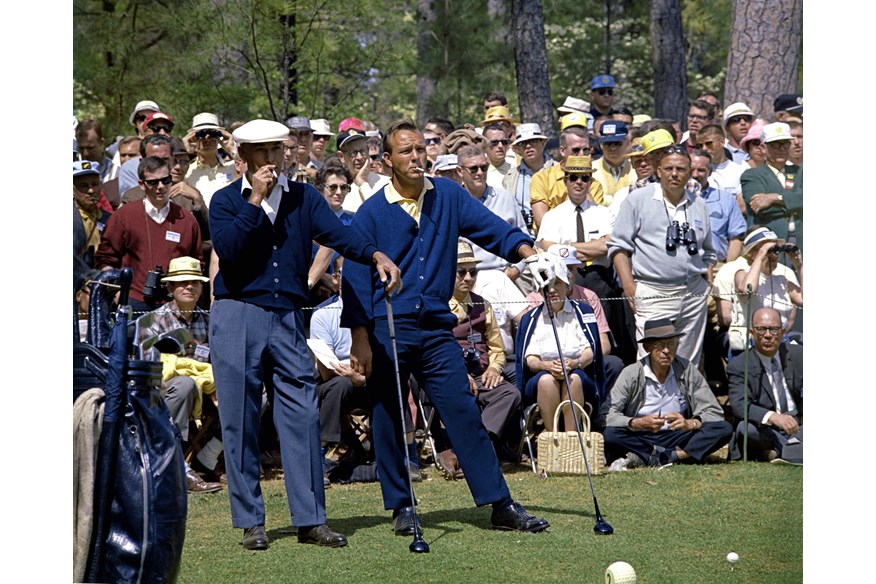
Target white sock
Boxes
[196,438,223,470]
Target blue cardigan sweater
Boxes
[341,177,533,330]
[210,177,377,310]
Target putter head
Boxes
[594,517,614,535]
[409,535,430,553]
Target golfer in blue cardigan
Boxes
[342,120,556,536]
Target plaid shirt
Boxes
[136,301,210,361]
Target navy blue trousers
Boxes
[211,299,325,529]
[603,420,732,464]
[369,317,511,510]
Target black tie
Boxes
[771,359,789,413]
[575,205,585,243]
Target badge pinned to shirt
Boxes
[165,231,181,243]
[467,333,482,344]
[97,222,105,232]
[581,313,597,324]
[693,219,704,231]
[194,344,210,362]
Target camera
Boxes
[142,265,168,302]
[768,243,798,255]
[463,346,482,370]
[681,222,699,255]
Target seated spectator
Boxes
[307,160,356,302]
[136,256,223,493]
[449,242,522,458]
[516,254,606,431]
[714,227,802,356]
[602,318,732,470]
[727,308,802,464]
[308,256,374,484]
[73,160,111,276]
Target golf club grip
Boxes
[118,267,133,307]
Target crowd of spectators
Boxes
[73,76,804,500]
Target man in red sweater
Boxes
[95,156,203,313]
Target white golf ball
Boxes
[605,561,637,584]
[727,551,739,564]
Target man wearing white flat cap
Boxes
[208,118,401,551]
[309,118,335,167]
[502,122,555,239]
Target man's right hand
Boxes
[247,164,277,205]
[630,413,665,433]
[350,327,373,378]
[770,412,799,435]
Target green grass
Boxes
[181,462,802,583]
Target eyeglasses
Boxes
[345,148,368,159]
[148,125,173,134]
[325,184,351,194]
[564,174,592,183]
[195,129,222,140]
[595,88,613,96]
[456,268,478,277]
[173,157,191,166]
[687,113,709,121]
[424,137,442,145]
[752,325,782,335]
[727,116,752,125]
[650,339,677,350]
[143,175,172,188]
[462,164,489,174]
[489,139,510,147]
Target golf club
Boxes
[542,285,614,535]
[384,293,430,554]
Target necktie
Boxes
[770,359,789,413]
[575,205,585,243]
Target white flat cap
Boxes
[232,119,290,144]
[310,118,335,136]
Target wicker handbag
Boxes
[537,400,605,476]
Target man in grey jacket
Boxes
[608,145,716,365]
[601,318,731,469]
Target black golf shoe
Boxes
[392,506,422,536]
[490,502,550,533]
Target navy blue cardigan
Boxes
[341,177,533,330]
[210,177,378,310]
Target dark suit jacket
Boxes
[727,343,803,427]
[740,162,803,250]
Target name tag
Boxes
[467,333,482,344]
[693,219,704,231]
[493,308,505,323]
[194,344,210,362]
[97,222,105,232]
[165,231,181,243]
[581,313,597,324]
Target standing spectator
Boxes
[483,124,513,189]
[75,120,114,183]
[73,160,111,277]
[740,122,803,252]
[680,100,716,151]
[608,147,716,365]
[589,74,616,123]
[286,115,318,183]
[503,123,554,237]
[591,120,636,206]
[183,113,235,208]
[336,128,389,213]
[310,119,334,167]
[689,150,746,263]
[739,120,768,169]
[118,112,176,194]
[722,102,755,164]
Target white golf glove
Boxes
[526,252,556,290]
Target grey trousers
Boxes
[164,376,197,442]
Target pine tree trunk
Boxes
[416,0,438,127]
[649,0,688,124]
[725,0,802,118]
[511,0,555,137]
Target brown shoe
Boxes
[436,449,464,480]
[186,469,222,494]
[297,524,348,547]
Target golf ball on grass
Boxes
[726,551,739,564]
[605,561,637,584]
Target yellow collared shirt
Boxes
[384,177,434,225]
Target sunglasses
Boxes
[567,146,592,156]
[325,184,351,194]
[134,114,148,124]
[663,145,689,156]
[456,268,478,277]
[747,140,763,147]
[489,139,510,147]
[148,125,173,134]
[595,88,614,96]
[727,116,752,125]
[565,174,592,183]
[195,129,222,140]
[143,175,172,188]
[424,137,442,145]
[462,164,489,174]
[766,140,791,149]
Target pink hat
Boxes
[740,119,767,152]
[338,117,365,132]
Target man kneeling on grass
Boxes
[600,318,732,470]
